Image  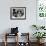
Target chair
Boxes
[4,27,19,46]
[18,33,30,46]
[4,33,18,46]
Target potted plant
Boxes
[33,32,46,43]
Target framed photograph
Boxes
[10,7,26,20]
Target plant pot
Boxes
[37,39,40,43]
[40,38,45,43]
[37,39,45,44]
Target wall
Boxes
[0,0,37,42]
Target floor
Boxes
[0,42,46,46]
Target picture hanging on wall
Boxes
[10,7,26,20]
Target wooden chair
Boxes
[18,33,30,46]
[4,33,18,46]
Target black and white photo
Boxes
[10,7,26,20]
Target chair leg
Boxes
[4,33,7,46]
[4,41,7,46]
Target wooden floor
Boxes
[0,42,46,46]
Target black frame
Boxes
[10,7,26,20]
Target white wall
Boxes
[0,0,37,42]
[0,0,37,34]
